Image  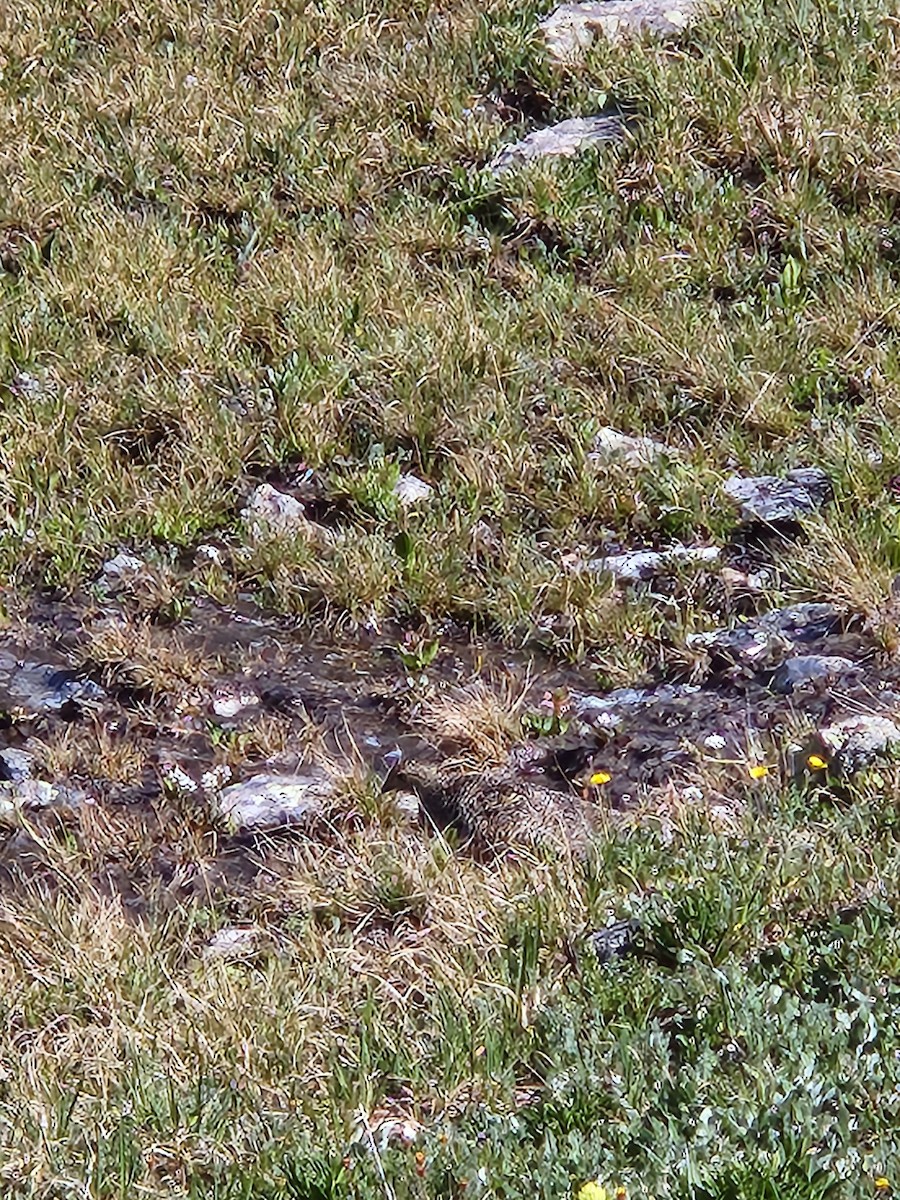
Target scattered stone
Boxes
[488,114,625,175]
[723,467,832,524]
[203,925,265,962]
[394,473,433,506]
[0,658,106,717]
[0,747,33,783]
[819,713,900,774]
[243,483,331,542]
[392,791,421,823]
[584,543,719,582]
[572,683,701,730]
[687,603,845,670]
[213,769,335,833]
[770,654,855,695]
[210,683,259,719]
[194,543,224,566]
[589,919,642,964]
[542,0,697,60]
[0,779,86,810]
[101,552,145,584]
[589,426,677,469]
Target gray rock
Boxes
[202,926,264,962]
[243,483,331,542]
[214,769,335,833]
[0,656,105,716]
[589,919,642,964]
[770,655,855,695]
[0,779,85,812]
[542,0,698,59]
[585,543,719,582]
[488,114,625,176]
[210,683,259,719]
[572,683,701,730]
[723,467,832,524]
[394,473,433,506]
[819,714,900,774]
[589,426,677,469]
[0,747,33,783]
[688,603,844,669]
[102,552,145,583]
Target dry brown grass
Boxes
[34,722,149,784]
[414,675,533,763]
[74,618,220,700]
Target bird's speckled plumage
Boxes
[386,760,593,857]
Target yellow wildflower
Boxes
[876,1179,890,1192]
[748,764,769,779]
[589,771,612,786]
[576,1185,610,1200]
[807,753,828,770]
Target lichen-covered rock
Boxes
[213,769,335,833]
[585,543,719,582]
[572,683,701,730]
[0,747,34,783]
[203,926,265,962]
[770,655,855,695]
[688,603,845,669]
[589,426,677,468]
[488,114,625,175]
[723,467,832,524]
[394,473,433,506]
[243,483,331,542]
[542,0,698,60]
[819,714,900,773]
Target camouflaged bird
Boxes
[383,754,594,858]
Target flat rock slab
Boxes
[542,0,697,59]
[488,114,625,175]
[573,683,701,730]
[723,467,832,524]
[770,654,856,695]
[688,603,845,670]
[0,655,105,716]
[214,770,335,833]
[819,714,900,773]
[243,483,332,544]
[589,426,678,469]
[394,473,433,506]
[585,543,719,582]
[0,779,87,817]
[203,925,265,961]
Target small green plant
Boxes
[522,689,570,737]
[282,1154,348,1200]
[397,632,441,675]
